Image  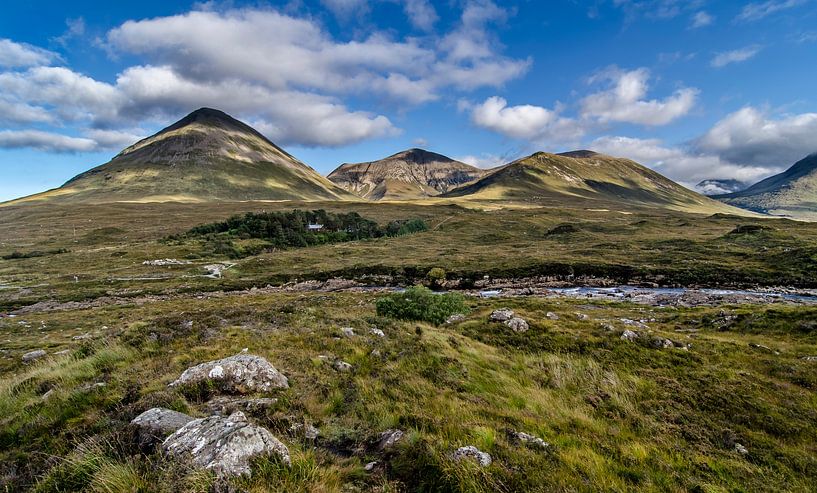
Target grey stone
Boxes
[510,431,550,450]
[364,461,378,472]
[489,308,514,322]
[735,443,749,456]
[801,356,817,362]
[452,446,492,466]
[576,313,590,321]
[169,353,288,393]
[505,317,529,333]
[446,314,466,324]
[651,337,675,349]
[131,407,194,448]
[620,330,639,342]
[163,411,290,477]
[22,349,47,363]
[202,397,279,416]
[333,360,352,372]
[377,429,405,451]
[369,328,385,338]
[341,327,356,337]
[545,312,559,320]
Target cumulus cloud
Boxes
[711,45,762,67]
[580,68,698,125]
[737,0,808,22]
[470,96,584,143]
[403,0,438,30]
[457,153,509,169]
[0,130,97,152]
[590,135,778,186]
[690,11,713,28]
[695,107,817,166]
[0,39,60,68]
[0,99,54,125]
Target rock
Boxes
[489,308,514,322]
[369,328,385,338]
[341,327,356,337]
[620,330,639,342]
[545,312,559,320]
[377,429,405,451]
[735,443,749,456]
[509,431,550,450]
[371,349,382,358]
[131,407,194,448]
[364,461,378,472]
[22,349,47,363]
[163,411,290,477]
[801,356,817,362]
[600,323,616,332]
[202,397,279,415]
[290,422,320,441]
[53,349,71,355]
[452,446,492,467]
[72,333,93,341]
[446,314,465,324]
[505,317,529,333]
[333,360,352,372]
[749,343,779,355]
[651,337,675,349]
[575,313,590,321]
[620,318,649,329]
[169,353,288,393]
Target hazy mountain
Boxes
[4,108,354,205]
[695,179,748,196]
[444,150,742,214]
[716,153,817,219]
[327,148,487,200]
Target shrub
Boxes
[376,286,466,325]
[427,267,446,287]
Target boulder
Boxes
[575,313,590,321]
[131,407,194,448]
[489,309,514,322]
[509,431,550,450]
[506,317,529,333]
[545,312,559,320]
[333,360,352,372]
[734,443,749,456]
[201,397,279,416]
[21,349,47,363]
[651,337,675,349]
[802,356,817,362]
[341,327,356,337]
[377,429,405,451]
[369,328,385,338]
[452,445,492,467]
[620,330,639,342]
[163,411,290,477]
[169,353,288,393]
[446,314,466,324]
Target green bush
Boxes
[376,286,466,325]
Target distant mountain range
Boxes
[715,153,817,220]
[6,108,354,205]
[328,148,486,200]
[0,108,760,217]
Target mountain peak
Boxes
[390,148,456,163]
[557,150,601,159]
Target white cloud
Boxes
[403,0,438,30]
[321,0,369,18]
[470,96,584,143]
[580,68,698,125]
[0,39,60,68]
[0,130,97,152]
[457,153,509,169]
[695,107,817,166]
[711,45,762,67]
[590,135,778,185]
[83,129,146,150]
[737,0,808,22]
[0,99,54,124]
[690,11,713,28]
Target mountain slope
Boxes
[444,150,742,214]
[716,153,817,219]
[4,108,354,205]
[328,148,486,200]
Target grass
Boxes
[0,290,815,491]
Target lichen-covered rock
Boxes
[505,317,529,333]
[452,445,492,466]
[621,330,639,342]
[369,328,385,338]
[545,312,559,320]
[651,337,675,349]
[446,314,466,324]
[22,349,47,363]
[131,407,194,448]
[509,431,550,450]
[377,429,405,451]
[489,308,514,322]
[169,353,288,393]
[201,397,279,416]
[163,411,290,477]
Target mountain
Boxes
[444,150,742,214]
[696,179,748,196]
[716,153,817,219]
[4,108,353,205]
[327,148,486,200]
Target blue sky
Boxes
[1,0,816,201]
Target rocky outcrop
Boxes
[452,446,492,466]
[169,353,288,393]
[489,308,514,322]
[508,431,550,450]
[131,407,194,448]
[377,429,405,451]
[506,317,529,333]
[22,349,47,363]
[163,411,290,477]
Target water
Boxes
[539,286,817,302]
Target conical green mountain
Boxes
[5,108,354,205]
[716,153,817,220]
[328,148,487,200]
[444,150,742,214]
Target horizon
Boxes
[2,0,817,201]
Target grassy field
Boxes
[0,200,816,312]
[1,199,817,491]
[1,289,816,492]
